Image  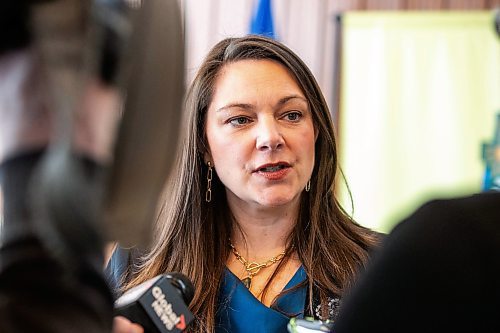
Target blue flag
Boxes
[250,0,275,39]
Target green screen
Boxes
[339,11,499,232]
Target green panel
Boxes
[338,11,499,232]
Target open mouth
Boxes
[256,162,290,173]
[260,165,286,172]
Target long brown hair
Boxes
[125,35,379,332]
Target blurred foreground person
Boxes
[0,0,183,332]
[334,191,500,333]
[0,1,116,332]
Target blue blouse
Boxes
[106,248,310,332]
[216,266,307,333]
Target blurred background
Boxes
[1,0,499,233]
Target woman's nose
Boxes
[255,117,284,151]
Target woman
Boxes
[110,35,379,332]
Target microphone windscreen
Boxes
[115,274,194,333]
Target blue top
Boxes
[216,266,307,333]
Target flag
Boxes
[250,0,275,39]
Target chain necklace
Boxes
[229,242,286,289]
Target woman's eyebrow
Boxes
[277,95,308,106]
[216,103,253,113]
[216,95,307,113]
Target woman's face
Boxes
[205,59,316,210]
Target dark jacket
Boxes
[335,192,500,333]
[0,151,114,333]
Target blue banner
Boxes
[250,0,275,39]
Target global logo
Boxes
[151,286,186,330]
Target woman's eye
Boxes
[228,117,250,126]
[283,112,302,121]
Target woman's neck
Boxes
[228,197,299,261]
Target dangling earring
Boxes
[305,179,311,192]
[206,161,213,202]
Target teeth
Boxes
[261,165,284,172]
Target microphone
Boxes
[288,318,334,333]
[114,272,195,333]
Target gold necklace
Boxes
[229,242,286,289]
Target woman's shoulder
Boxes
[358,226,386,252]
[371,229,386,244]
